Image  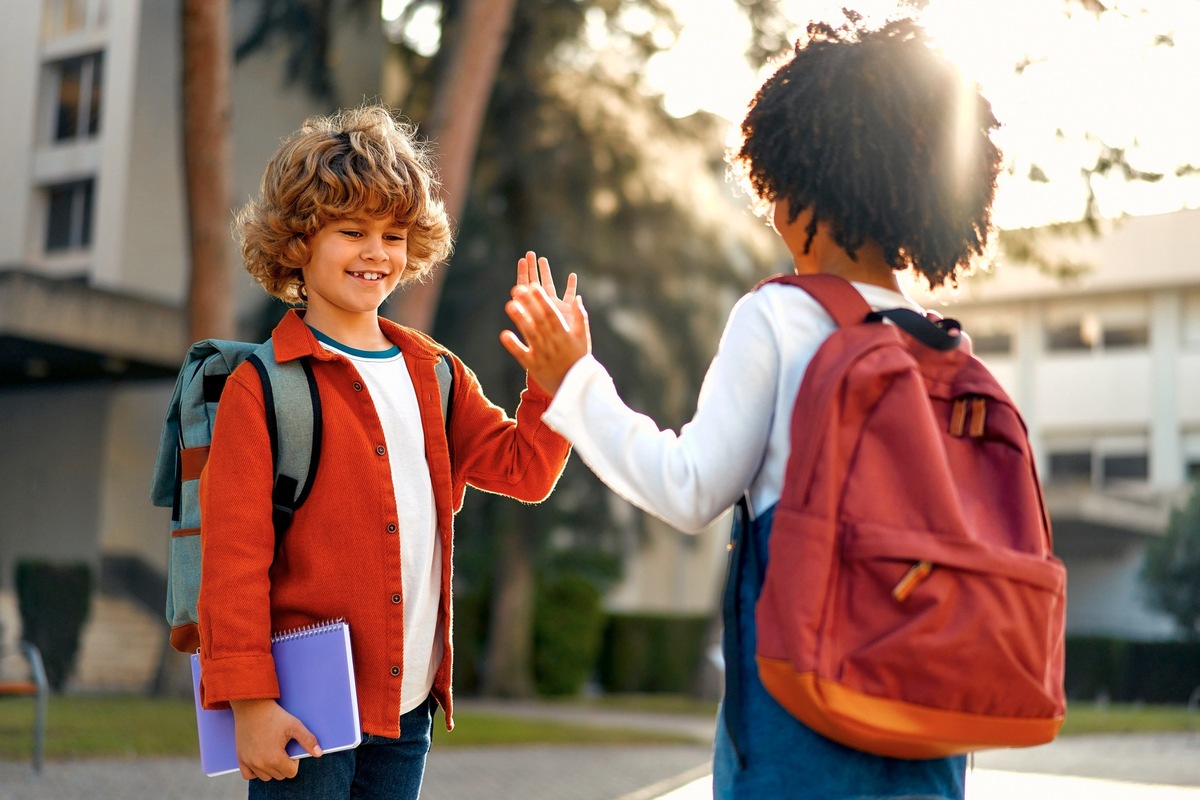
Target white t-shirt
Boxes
[315,332,443,714]
[542,280,923,532]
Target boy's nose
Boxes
[361,237,388,261]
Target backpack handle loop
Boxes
[867,308,963,351]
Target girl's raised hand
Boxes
[501,281,590,396]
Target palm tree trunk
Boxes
[388,0,517,332]
[182,0,236,343]
[481,500,537,697]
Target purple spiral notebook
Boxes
[191,619,361,777]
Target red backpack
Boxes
[754,273,1066,759]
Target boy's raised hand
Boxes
[501,251,590,395]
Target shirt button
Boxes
[353,381,363,392]
[390,666,401,677]
[376,445,386,456]
[391,593,401,604]
[387,523,397,533]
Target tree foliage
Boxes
[234,0,378,104]
[242,0,783,695]
[412,0,779,694]
[1142,483,1200,640]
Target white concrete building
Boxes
[906,209,1200,640]
[0,0,386,689]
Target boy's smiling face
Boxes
[301,215,408,330]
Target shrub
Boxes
[533,573,605,696]
[597,613,710,694]
[1065,636,1200,703]
[15,560,93,692]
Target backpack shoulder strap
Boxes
[763,273,963,351]
[249,339,322,544]
[434,352,453,431]
[761,273,872,328]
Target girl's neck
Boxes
[782,215,902,293]
[795,241,902,293]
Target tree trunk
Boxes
[387,0,517,332]
[182,0,236,343]
[480,501,537,698]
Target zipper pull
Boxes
[892,561,934,602]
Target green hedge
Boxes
[533,574,605,696]
[597,613,711,694]
[15,560,93,693]
[1066,636,1200,703]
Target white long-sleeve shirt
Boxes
[541,280,923,532]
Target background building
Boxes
[0,0,385,690]
[907,210,1200,640]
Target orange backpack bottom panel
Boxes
[757,658,1065,760]
[171,623,201,654]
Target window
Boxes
[44,179,95,252]
[1101,454,1149,485]
[1184,291,1200,348]
[1045,316,1095,352]
[1045,302,1149,353]
[51,53,104,141]
[956,312,1015,357]
[41,0,108,39]
[969,331,1013,356]
[1102,325,1149,349]
[1047,451,1092,484]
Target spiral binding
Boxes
[271,617,347,642]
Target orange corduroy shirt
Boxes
[196,310,570,736]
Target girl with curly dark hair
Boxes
[501,14,1001,799]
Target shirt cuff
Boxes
[544,354,605,433]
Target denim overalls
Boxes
[713,503,967,799]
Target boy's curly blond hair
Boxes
[236,105,454,303]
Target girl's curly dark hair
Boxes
[236,105,453,303]
[731,15,1002,288]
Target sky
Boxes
[646,0,1200,230]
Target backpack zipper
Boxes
[892,560,934,602]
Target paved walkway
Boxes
[2,699,1199,799]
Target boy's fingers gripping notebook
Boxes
[191,619,361,777]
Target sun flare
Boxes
[651,0,1200,230]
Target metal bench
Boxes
[0,640,48,772]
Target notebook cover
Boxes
[191,619,361,777]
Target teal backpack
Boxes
[150,338,452,652]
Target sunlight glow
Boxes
[650,0,1200,229]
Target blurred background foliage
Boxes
[236,0,786,698]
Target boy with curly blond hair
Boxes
[197,105,571,799]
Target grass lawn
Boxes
[1058,702,1199,736]
[0,694,701,763]
[0,694,1194,762]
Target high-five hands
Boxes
[500,251,590,395]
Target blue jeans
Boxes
[715,504,965,799]
[249,696,434,800]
